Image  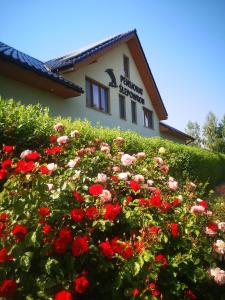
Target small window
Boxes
[131,101,137,124]
[143,107,154,129]
[119,94,126,120]
[86,78,109,113]
[123,55,130,78]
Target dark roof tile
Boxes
[0,41,83,94]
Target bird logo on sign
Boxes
[105,68,118,88]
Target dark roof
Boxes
[160,122,195,142]
[46,30,136,71]
[0,41,83,94]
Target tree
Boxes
[185,121,202,147]
[202,112,220,152]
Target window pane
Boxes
[131,101,137,123]
[123,55,130,78]
[119,95,126,119]
[92,84,100,109]
[144,108,153,128]
[100,87,107,112]
[86,79,91,106]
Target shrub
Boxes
[1,98,225,189]
[0,123,225,299]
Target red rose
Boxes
[155,254,168,266]
[71,236,89,256]
[160,200,172,212]
[104,203,121,221]
[129,180,140,192]
[12,224,27,242]
[88,184,103,196]
[206,221,218,232]
[38,207,50,217]
[59,228,72,244]
[15,160,35,173]
[149,226,159,234]
[50,135,57,143]
[2,145,14,153]
[134,240,144,253]
[173,198,179,206]
[25,151,40,161]
[45,146,62,155]
[71,208,85,222]
[99,240,114,258]
[120,242,133,259]
[0,279,17,298]
[149,282,156,290]
[54,290,72,300]
[39,165,50,174]
[152,289,160,296]
[150,191,161,207]
[125,195,133,205]
[132,288,140,296]
[43,224,52,234]
[0,213,8,221]
[170,223,179,237]
[138,198,150,206]
[185,289,197,299]
[198,200,207,210]
[72,191,84,202]
[0,169,6,180]
[2,159,12,169]
[53,238,67,254]
[74,274,89,294]
[0,247,13,263]
[86,207,99,220]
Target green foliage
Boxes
[0,97,54,153]
[1,98,225,189]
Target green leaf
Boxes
[20,251,34,272]
[133,262,140,276]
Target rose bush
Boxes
[0,123,225,299]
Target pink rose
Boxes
[54,123,64,131]
[118,172,130,181]
[57,136,69,145]
[97,173,107,183]
[190,205,205,214]
[133,174,145,183]
[121,154,136,166]
[168,177,178,191]
[100,189,112,202]
[113,137,124,143]
[213,240,225,255]
[218,222,225,232]
[136,152,146,159]
[147,179,154,186]
[47,163,57,172]
[20,149,32,159]
[208,267,225,285]
[112,166,121,172]
[70,130,80,137]
[154,157,163,165]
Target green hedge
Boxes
[1,97,225,188]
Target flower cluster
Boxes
[0,123,224,299]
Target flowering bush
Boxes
[0,124,225,299]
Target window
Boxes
[143,107,154,129]
[119,94,126,120]
[123,55,130,78]
[131,101,137,124]
[86,78,109,113]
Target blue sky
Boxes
[1,0,225,131]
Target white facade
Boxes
[63,42,160,137]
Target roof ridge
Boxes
[45,29,136,63]
[45,29,136,66]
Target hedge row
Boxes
[1,98,225,189]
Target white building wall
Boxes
[63,43,160,137]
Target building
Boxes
[0,29,193,144]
